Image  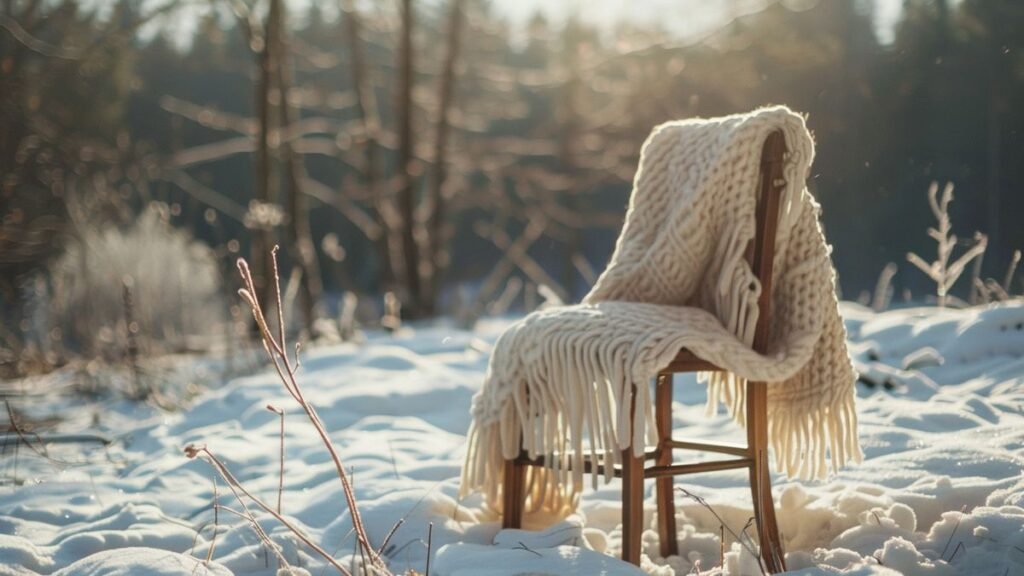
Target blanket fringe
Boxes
[461,370,863,515]
[703,370,864,479]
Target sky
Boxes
[493,0,905,44]
[150,0,906,50]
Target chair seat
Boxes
[662,348,722,372]
[492,301,754,385]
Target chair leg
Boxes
[751,451,785,573]
[654,374,678,558]
[621,446,644,565]
[621,384,645,565]
[746,381,785,573]
[502,458,525,530]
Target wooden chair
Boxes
[502,130,789,573]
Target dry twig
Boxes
[266,404,285,514]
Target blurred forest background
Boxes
[1,0,1022,379]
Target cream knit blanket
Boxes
[461,106,862,514]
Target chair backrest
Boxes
[750,130,788,355]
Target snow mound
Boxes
[51,547,231,576]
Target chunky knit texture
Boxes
[460,106,862,515]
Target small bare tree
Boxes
[906,182,988,307]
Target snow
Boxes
[51,548,232,576]
[2,302,1024,575]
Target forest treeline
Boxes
[1,0,1022,363]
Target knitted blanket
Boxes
[460,106,862,515]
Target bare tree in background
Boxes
[168,0,332,333]
[273,0,324,329]
[394,0,423,316]
[154,0,810,327]
[150,0,669,326]
[3,0,1023,382]
[253,0,279,313]
[341,0,397,292]
[423,0,466,315]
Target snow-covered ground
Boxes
[2,302,1024,575]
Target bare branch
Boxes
[0,13,81,59]
[164,171,249,223]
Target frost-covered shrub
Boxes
[906,182,987,307]
[50,204,225,357]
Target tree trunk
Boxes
[559,32,582,300]
[396,0,422,316]
[342,0,400,294]
[252,0,280,313]
[424,0,466,316]
[273,0,323,333]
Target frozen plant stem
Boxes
[425,522,433,576]
[675,487,766,574]
[377,518,404,556]
[1003,250,1021,293]
[267,404,285,514]
[234,248,385,570]
[121,278,145,399]
[185,444,347,575]
[719,525,725,570]
[206,476,219,565]
[189,446,293,571]
[941,505,967,560]
[872,263,897,312]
